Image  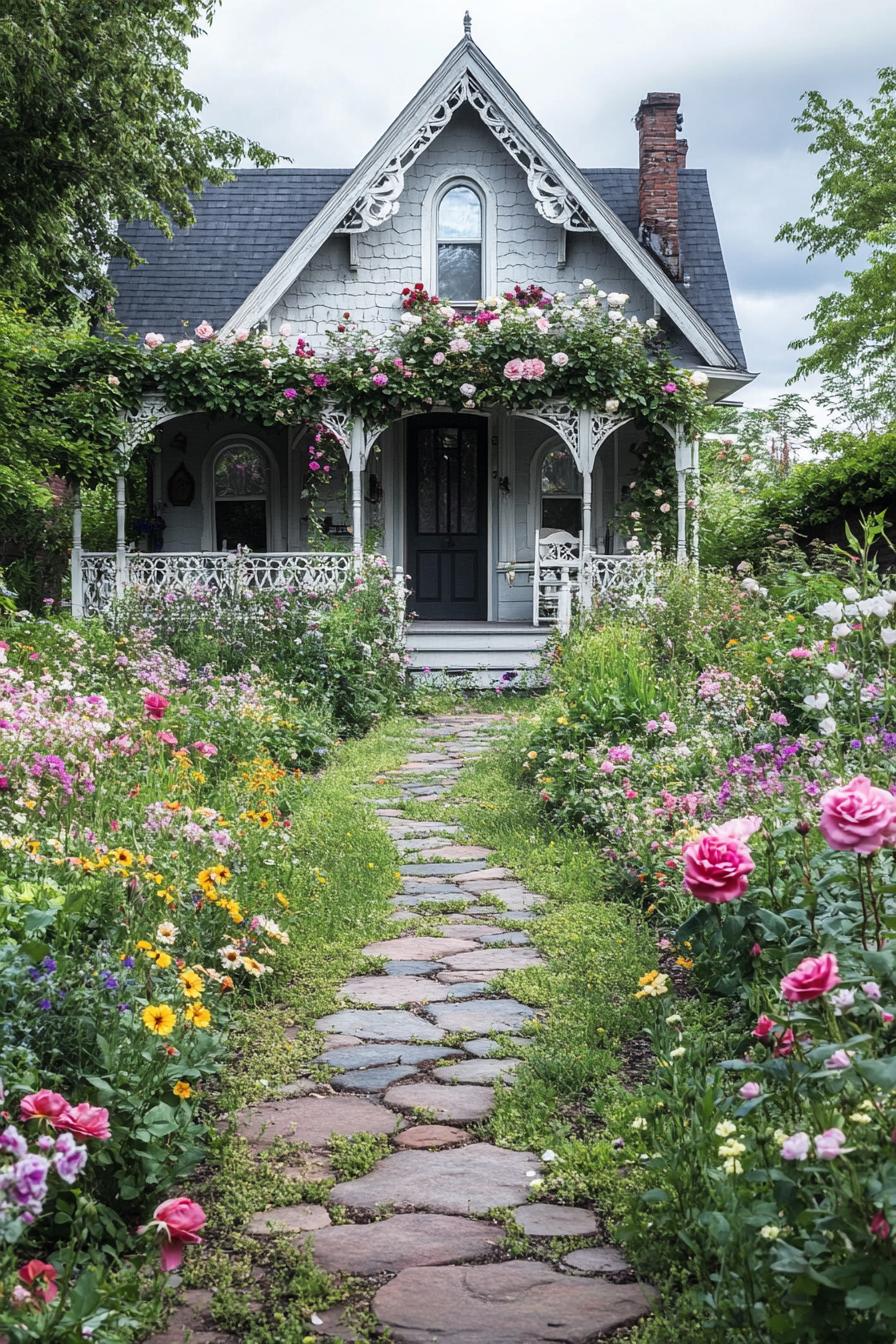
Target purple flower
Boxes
[122,956,135,969]
[42,957,57,974]
[7,1154,50,1210]
[37,998,52,1012]
[0,1125,27,1160]
[282,387,298,400]
[53,1132,88,1184]
[372,373,389,388]
[311,373,329,389]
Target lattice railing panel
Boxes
[581,553,656,607]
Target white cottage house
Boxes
[83,17,753,675]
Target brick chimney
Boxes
[636,92,687,279]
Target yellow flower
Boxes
[142,1003,176,1036]
[178,969,204,999]
[675,956,694,970]
[155,952,173,971]
[256,810,274,828]
[112,848,134,867]
[172,1081,193,1100]
[275,891,289,909]
[527,751,538,760]
[135,939,153,952]
[184,1002,212,1029]
[240,956,265,977]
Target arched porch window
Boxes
[436,182,483,305]
[214,444,270,551]
[539,446,582,534]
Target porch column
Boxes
[581,464,592,554]
[673,427,698,565]
[70,485,83,619]
[691,438,701,571]
[350,416,364,566]
[115,460,128,597]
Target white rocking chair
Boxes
[533,529,583,628]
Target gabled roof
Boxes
[108,167,746,369]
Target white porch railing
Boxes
[75,550,360,619]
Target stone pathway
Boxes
[154,714,654,1343]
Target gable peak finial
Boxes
[463,10,472,38]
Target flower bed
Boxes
[0,565,407,1339]
[520,518,896,1339]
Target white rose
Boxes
[689,370,709,388]
[818,716,837,736]
[606,292,628,307]
[645,318,658,330]
[277,322,292,337]
[611,336,623,346]
[579,278,595,290]
[551,351,569,367]
[459,383,476,398]
[605,398,620,413]
[607,309,624,323]
[174,339,194,354]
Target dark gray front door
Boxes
[406,417,487,620]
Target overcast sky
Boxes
[187,0,896,412]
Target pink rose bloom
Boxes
[780,1131,810,1161]
[282,387,297,401]
[234,328,250,342]
[143,1197,206,1272]
[780,952,840,1003]
[862,981,882,1001]
[277,322,292,337]
[522,357,546,380]
[58,1103,110,1141]
[143,332,164,349]
[662,381,678,394]
[372,373,389,387]
[174,339,193,354]
[194,321,215,341]
[20,1091,69,1127]
[448,337,470,353]
[191,741,218,758]
[608,744,634,764]
[870,1210,891,1240]
[143,693,169,721]
[814,1127,846,1160]
[432,352,446,365]
[599,760,615,774]
[819,775,896,854]
[551,351,569,367]
[157,730,178,746]
[503,358,525,381]
[787,647,813,659]
[738,1081,761,1100]
[711,815,762,844]
[260,334,273,350]
[682,832,755,904]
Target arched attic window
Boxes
[436,182,484,306]
[214,443,270,551]
[539,445,582,534]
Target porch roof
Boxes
[107,167,745,370]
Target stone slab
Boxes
[446,981,492,999]
[563,1246,632,1275]
[235,1094,398,1148]
[384,1081,494,1123]
[309,1212,500,1275]
[464,1036,531,1058]
[247,1203,332,1236]
[363,936,479,960]
[383,959,441,976]
[434,1058,521,1084]
[436,923,509,938]
[454,867,510,883]
[331,1142,539,1215]
[439,949,546,973]
[513,1204,598,1237]
[315,1010,444,1043]
[426,999,536,1034]
[372,1261,656,1343]
[340,975,450,1006]
[394,1124,469,1150]
[317,1044,463,1070]
[323,1034,364,1049]
[423,845,495,861]
[399,862,489,876]
[479,932,532,946]
[332,1064,418,1092]
[436,970,497,984]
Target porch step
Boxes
[405,622,552,685]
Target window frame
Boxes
[202,434,279,553]
[423,170,496,308]
[435,181,484,307]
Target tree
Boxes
[0,0,277,318]
[778,68,896,392]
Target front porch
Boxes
[72,397,696,638]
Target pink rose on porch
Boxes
[818,774,896,854]
[682,827,755,904]
[780,952,840,1003]
[194,320,215,341]
[143,332,165,349]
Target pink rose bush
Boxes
[682,825,756,904]
[141,1197,206,1271]
[780,952,840,1003]
[819,774,896,854]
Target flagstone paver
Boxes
[373,1262,657,1343]
[200,713,653,1344]
[308,1213,501,1275]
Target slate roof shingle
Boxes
[107,166,746,369]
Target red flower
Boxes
[143,693,169,721]
[143,1197,206,1271]
[19,1261,58,1304]
[752,1015,776,1040]
[870,1210,891,1240]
